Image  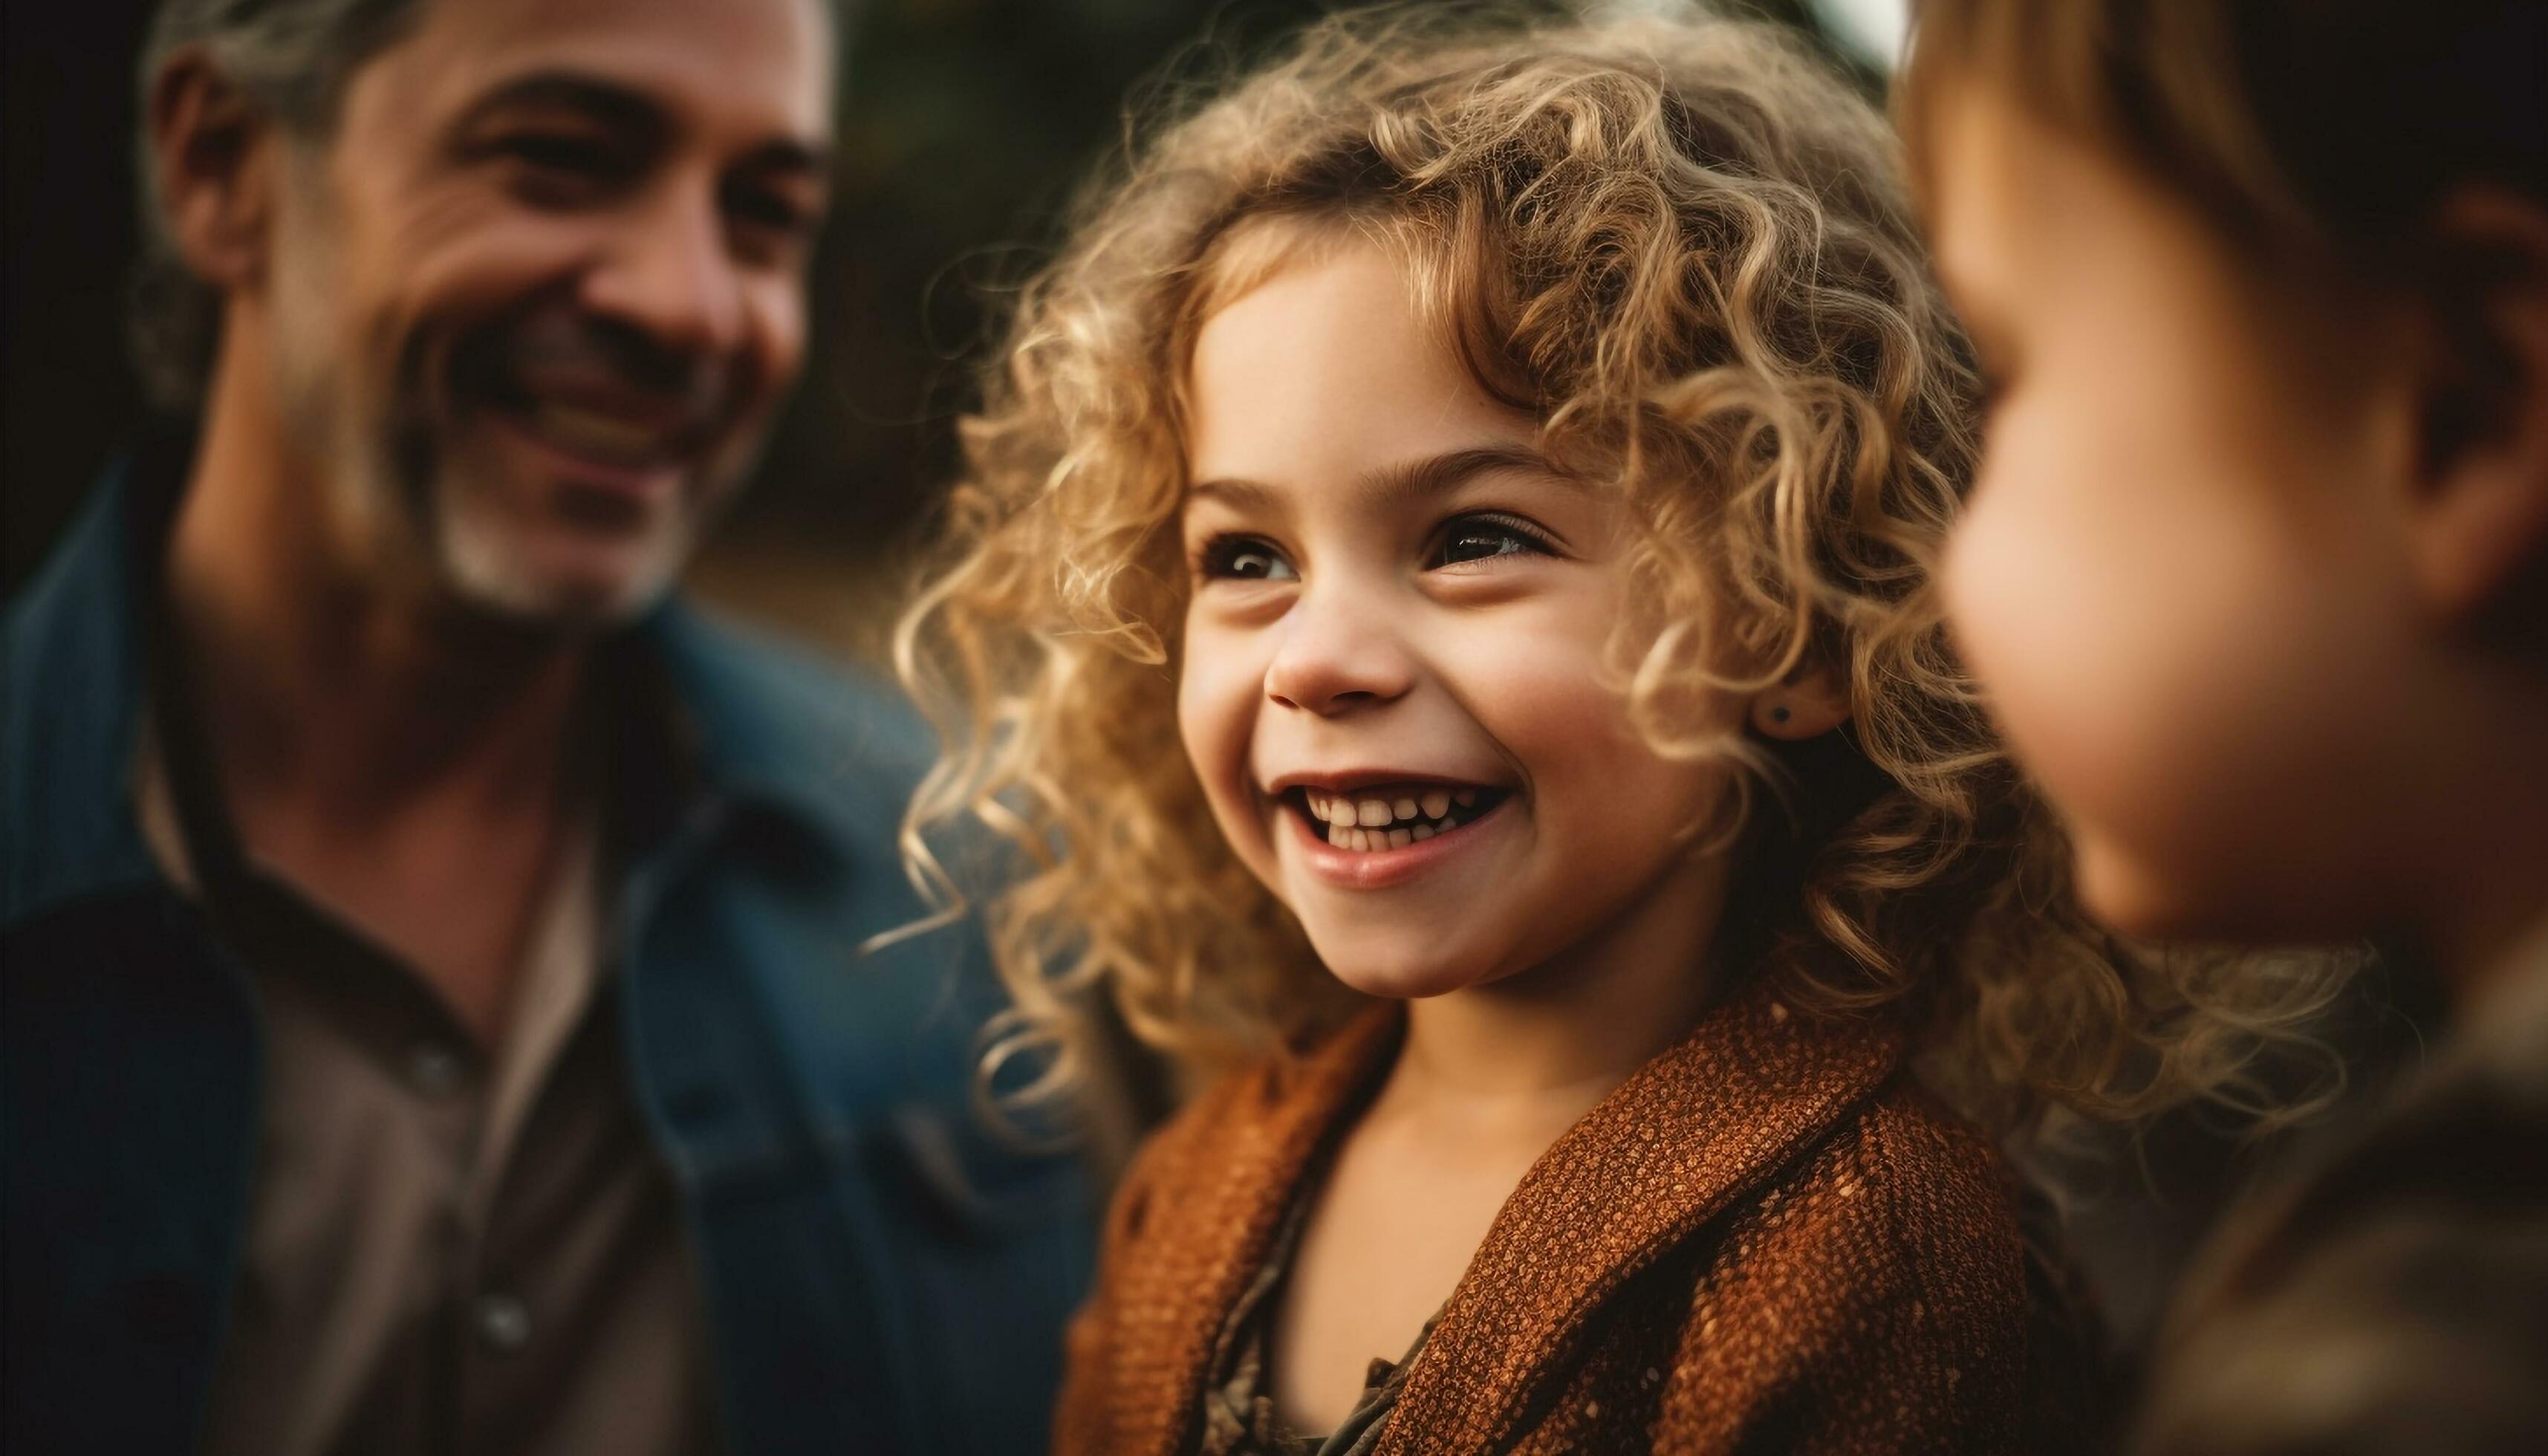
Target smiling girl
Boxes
[900,8,2320,1453]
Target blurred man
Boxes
[0,1,1093,1452]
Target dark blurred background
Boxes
[4,0,1871,657]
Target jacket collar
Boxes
[1121,976,1905,1456]
[2,443,863,933]
[1101,1008,1405,1456]
[623,602,883,871]
[1380,978,1905,1452]
[1,449,167,926]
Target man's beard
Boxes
[415,432,698,629]
[280,336,738,633]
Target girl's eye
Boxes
[1429,513,1557,569]
[1197,536,1299,583]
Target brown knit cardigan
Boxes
[1054,978,2038,1455]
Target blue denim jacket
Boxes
[1,454,1096,1455]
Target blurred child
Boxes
[1901,1,2548,1451]
[905,7,2325,1451]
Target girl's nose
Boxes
[1262,587,1417,715]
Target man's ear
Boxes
[2402,187,2548,628]
[148,49,278,291]
[1749,659,1852,741]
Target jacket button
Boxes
[472,1291,532,1354]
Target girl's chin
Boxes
[1306,940,1503,1003]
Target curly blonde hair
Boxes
[897,2,2341,1138]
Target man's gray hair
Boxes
[130,0,428,411]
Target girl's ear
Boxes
[149,48,278,292]
[1749,661,1852,741]
[2399,186,2548,628]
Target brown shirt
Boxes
[1059,976,2046,1456]
[1195,1176,1427,1456]
[138,721,721,1456]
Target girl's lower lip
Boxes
[1282,797,1507,890]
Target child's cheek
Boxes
[1946,464,2226,926]
[1944,438,2406,939]
[1175,616,1284,890]
[1454,608,1720,857]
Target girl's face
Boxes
[1175,237,1741,1000]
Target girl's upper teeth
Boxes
[1304,784,1489,831]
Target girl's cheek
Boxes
[1173,627,1235,781]
[1442,597,1637,745]
[1176,620,1277,861]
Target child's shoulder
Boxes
[1725,1076,2027,1348]
[1560,984,2020,1272]
[1717,1073,2019,1279]
[1634,1078,2037,1448]
[1840,1078,2018,1226]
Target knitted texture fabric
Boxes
[1053,976,2034,1455]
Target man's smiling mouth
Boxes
[1284,782,1511,852]
[485,387,717,480]
[516,400,686,469]
[453,325,729,483]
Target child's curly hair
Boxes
[897,2,2342,1138]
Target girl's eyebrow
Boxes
[1360,444,1571,511]
[1189,443,1569,515]
[1185,476,1283,515]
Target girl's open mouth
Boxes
[1284,783,1511,853]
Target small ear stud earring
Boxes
[1769,705,1792,724]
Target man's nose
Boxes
[1263,585,1417,715]
[580,181,748,360]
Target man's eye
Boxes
[1429,513,1556,568]
[723,186,819,261]
[501,133,625,177]
[1196,536,1298,582]
[724,187,810,235]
